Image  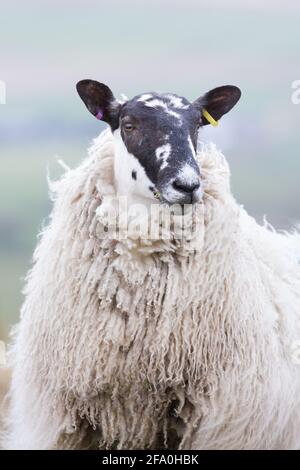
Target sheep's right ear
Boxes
[194,85,241,126]
[76,80,121,130]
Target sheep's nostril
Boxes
[172,179,200,194]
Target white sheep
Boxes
[4,81,300,450]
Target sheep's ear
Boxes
[194,85,241,126]
[76,79,121,130]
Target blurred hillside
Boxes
[0,0,300,339]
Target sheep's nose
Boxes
[172,179,200,195]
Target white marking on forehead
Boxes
[119,93,129,104]
[166,108,182,120]
[165,94,189,109]
[187,135,196,158]
[143,99,182,121]
[155,143,171,170]
[137,93,154,103]
[142,98,165,108]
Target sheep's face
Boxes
[114,93,202,205]
[77,80,241,206]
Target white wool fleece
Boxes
[3,129,300,450]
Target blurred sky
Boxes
[0,0,300,337]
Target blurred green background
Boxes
[0,0,299,340]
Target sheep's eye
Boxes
[124,123,134,132]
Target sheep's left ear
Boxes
[76,79,121,130]
[194,85,241,126]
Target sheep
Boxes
[4,80,300,450]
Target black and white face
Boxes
[115,93,202,205]
[76,80,241,205]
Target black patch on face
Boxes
[131,170,137,180]
[118,93,201,191]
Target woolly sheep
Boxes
[4,81,300,450]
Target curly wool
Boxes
[4,130,300,449]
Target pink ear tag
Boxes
[96,109,103,120]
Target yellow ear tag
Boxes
[202,108,219,127]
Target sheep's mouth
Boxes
[159,188,203,207]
